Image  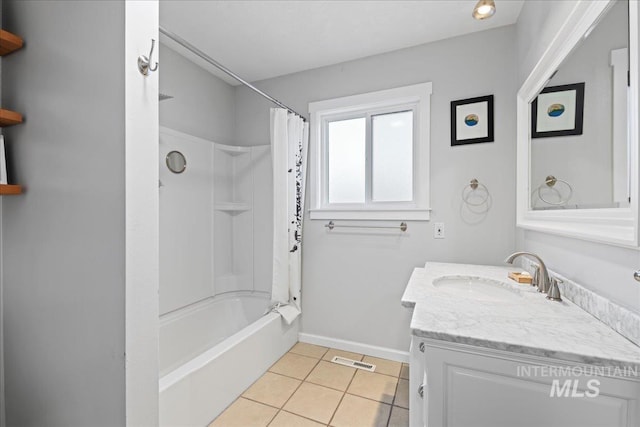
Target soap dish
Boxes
[508,272,533,284]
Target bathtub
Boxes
[159,292,299,426]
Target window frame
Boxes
[309,82,432,221]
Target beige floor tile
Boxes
[243,372,302,408]
[210,398,277,427]
[347,370,398,404]
[387,406,409,427]
[289,342,329,359]
[322,348,364,362]
[269,352,319,380]
[400,363,409,380]
[393,378,409,409]
[363,356,402,377]
[306,360,357,391]
[330,394,391,427]
[269,411,325,427]
[283,382,343,424]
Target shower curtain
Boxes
[270,108,309,324]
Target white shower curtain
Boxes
[270,108,309,324]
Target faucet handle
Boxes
[531,266,541,289]
[547,277,563,301]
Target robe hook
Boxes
[138,39,159,76]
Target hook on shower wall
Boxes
[138,38,159,76]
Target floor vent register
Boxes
[330,356,376,372]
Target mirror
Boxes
[516,0,639,247]
[530,0,628,210]
[166,151,187,174]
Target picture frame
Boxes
[450,95,494,146]
[531,82,585,138]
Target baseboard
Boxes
[298,332,409,363]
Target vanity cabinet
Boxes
[410,336,640,427]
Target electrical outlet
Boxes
[434,222,445,239]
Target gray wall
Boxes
[235,25,518,351]
[1,1,126,425]
[160,44,236,144]
[517,1,640,314]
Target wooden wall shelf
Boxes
[0,185,22,195]
[0,109,23,127]
[0,29,24,194]
[0,29,23,56]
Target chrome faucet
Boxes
[504,252,562,301]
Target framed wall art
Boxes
[451,95,494,146]
[531,82,585,138]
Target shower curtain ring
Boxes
[138,38,159,76]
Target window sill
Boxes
[309,208,431,221]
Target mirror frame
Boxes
[516,0,640,247]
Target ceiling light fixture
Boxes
[473,0,496,20]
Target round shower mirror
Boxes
[166,151,186,174]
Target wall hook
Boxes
[138,39,159,76]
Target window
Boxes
[309,82,432,220]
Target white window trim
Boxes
[308,82,432,221]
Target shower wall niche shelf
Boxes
[0,29,23,56]
[215,202,251,213]
[213,142,271,296]
[0,184,22,195]
[0,108,23,127]
[213,143,254,215]
[214,144,251,156]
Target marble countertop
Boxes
[401,262,640,370]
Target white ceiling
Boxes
[160,0,524,85]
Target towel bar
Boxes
[325,221,407,232]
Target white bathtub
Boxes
[159,293,298,426]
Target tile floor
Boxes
[210,342,410,427]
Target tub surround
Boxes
[159,127,273,316]
[401,262,640,369]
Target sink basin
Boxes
[432,276,524,303]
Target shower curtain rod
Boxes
[159,26,307,121]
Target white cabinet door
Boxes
[420,339,639,427]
